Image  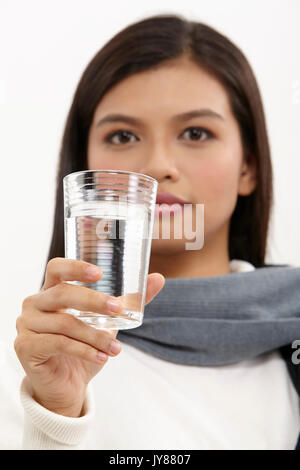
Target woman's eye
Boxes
[104,127,213,146]
[104,130,138,145]
[181,127,213,142]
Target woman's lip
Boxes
[155,204,183,215]
[155,191,189,205]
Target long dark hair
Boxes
[40,13,273,288]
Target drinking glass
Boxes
[63,169,158,330]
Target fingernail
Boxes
[109,340,121,355]
[96,351,107,362]
[85,266,101,279]
[106,299,121,313]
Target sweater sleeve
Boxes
[20,376,95,450]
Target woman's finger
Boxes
[16,309,122,357]
[35,282,123,316]
[14,332,109,366]
[41,257,102,291]
[145,273,165,305]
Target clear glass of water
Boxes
[63,169,158,330]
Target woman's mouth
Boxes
[155,191,190,216]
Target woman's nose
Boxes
[138,147,180,183]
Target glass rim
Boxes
[63,169,158,185]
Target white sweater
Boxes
[0,259,299,450]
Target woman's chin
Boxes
[150,236,192,255]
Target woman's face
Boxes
[87,56,256,255]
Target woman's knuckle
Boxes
[58,313,75,332]
[14,334,27,356]
[47,258,57,273]
[21,295,33,311]
[13,336,21,354]
[16,315,25,332]
[47,257,62,270]
[53,283,68,303]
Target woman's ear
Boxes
[237,154,257,196]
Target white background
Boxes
[0,0,300,343]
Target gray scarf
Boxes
[117,263,300,366]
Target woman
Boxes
[9,14,300,449]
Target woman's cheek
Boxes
[192,155,237,199]
[192,158,240,234]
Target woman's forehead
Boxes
[93,61,231,124]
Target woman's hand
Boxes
[14,257,165,417]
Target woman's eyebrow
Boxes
[95,108,225,128]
